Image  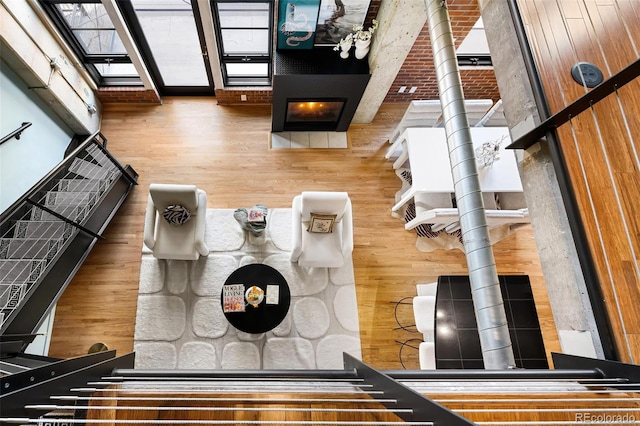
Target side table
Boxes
[221,264,291,334]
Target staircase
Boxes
[0,132,137,354]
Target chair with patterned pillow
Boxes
[143,183,209,260]
[290,191,353,268]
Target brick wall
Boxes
[215,88,272,105]
[97,87,161,104]
[383,0,500,103]
[96,0,499,106]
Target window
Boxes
[40,1,141,86]
[456,18,493,68]
[211,1,273,86]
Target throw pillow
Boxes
[307,213,337,233]
[163,205,191,225]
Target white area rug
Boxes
[134,208,362,370]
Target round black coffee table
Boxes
[221,264,291,334]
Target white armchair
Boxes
[143,183,209,260]
[290,191,353,268]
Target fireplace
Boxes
[284,98,346,131]
[272,50,370,132]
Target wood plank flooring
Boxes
[47,99,558,370]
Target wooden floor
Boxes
[47,99,559,370]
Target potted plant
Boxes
[333,33,354,59]
[334,19,378,60]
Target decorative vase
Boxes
[339,42,352,59]
[354,39,371,60]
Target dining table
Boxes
[391,127,523,213]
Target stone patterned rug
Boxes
[134,208,361,370]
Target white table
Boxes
[392,127,523,212]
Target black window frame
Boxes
[39,0,143,87]
[116,0,215,95]
[211,0,273,87]
[457,55,493,67]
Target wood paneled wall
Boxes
[518,0,640,363]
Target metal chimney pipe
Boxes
[424,0,515,369]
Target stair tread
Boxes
[69,158,117,180]
[45,191,98,205]
[14,220,74,239]
[0,238,61,260]
[0,259,46,284]
[0,238,62,242]
[57,178,109,192]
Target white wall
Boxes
[0,60,72,211]
[1,0,101,135]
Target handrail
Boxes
[344,353,475,426]
[552,353,640,390]
[0,131,135,224]
[89,142,138,186]
[0,122,32,146]
[0,352,135,419]
[507,57,640,150]
[0,131,99,224]
[25,198,104,240]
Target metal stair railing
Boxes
[1,353,639,424]
[0,351,135,420]
[344,353,475,425]
[0,131,138,342]
[385,353,640,425]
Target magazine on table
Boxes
[266,284,279,304]
[223,284,245,312]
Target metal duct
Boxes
[424,0,515,369]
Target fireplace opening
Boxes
[284,98,347,131]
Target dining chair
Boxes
[413,295,436,342]
[419,341,436,369]
[475,99,508,127]
[416,282,438,297]
[387,100,443,155]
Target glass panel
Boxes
[286,101,344,123]
[218,4,269,28]
[225,63,268,77]
[457,17,490,56]
[131,0,209,87]
[56,3,127,55]
[94,63,139,77]
[221,30,269,55]
[71,29,127,55]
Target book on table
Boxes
[248,208,265,223]
[223,284,245,312]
